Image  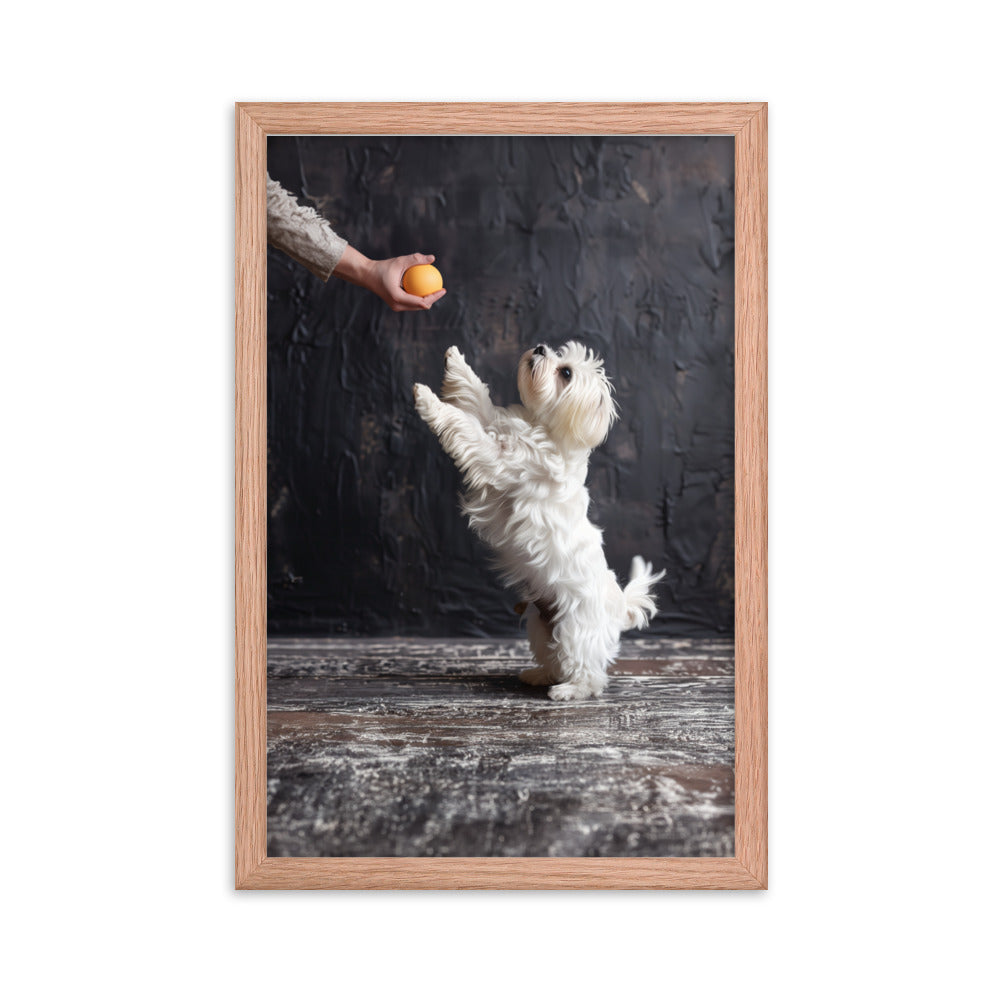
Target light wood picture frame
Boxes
[236,102,767,889]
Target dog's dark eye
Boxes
[559,367,572,382]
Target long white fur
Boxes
[413,342,664,700]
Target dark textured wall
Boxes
[267,135,734,637]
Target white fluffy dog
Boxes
[413,342,664,700]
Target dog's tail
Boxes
[622,556,666,631]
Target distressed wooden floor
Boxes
[267,637,735,858]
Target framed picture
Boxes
[236,103,767,889]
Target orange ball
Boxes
[402,263,443,297]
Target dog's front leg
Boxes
[440,346,496,425]
[414,384,502,487]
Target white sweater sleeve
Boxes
[266,175,348,281]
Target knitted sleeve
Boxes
[266,175,348,281]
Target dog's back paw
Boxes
[547,681,603,701]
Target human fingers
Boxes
[388,287,447,312]
[418,288,447,309]
[389,289,436,311]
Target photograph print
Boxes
[264,132,736,858]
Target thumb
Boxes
[405,253,435,266]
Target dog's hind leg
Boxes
[544,618,616,701]
[519,605,561,686]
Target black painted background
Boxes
[267,135,734,638]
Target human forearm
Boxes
[265,175,347,281]
[331,245,377,290]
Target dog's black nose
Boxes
[533,344,546,356]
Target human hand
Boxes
[368,252,447,312]
[333,247,447,312]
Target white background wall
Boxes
[3,3,996,997]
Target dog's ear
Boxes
[601,386,621,430]
[558,377,617,451]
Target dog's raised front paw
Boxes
[413,383,440,420]
[442,346,476,391]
